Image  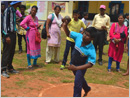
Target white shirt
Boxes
[80,18,87,32]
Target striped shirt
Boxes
[1,13,4,37]
[3,6,17,37]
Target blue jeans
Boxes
[62,40,75,66]
[108,57,120,69]
[73,69,90,97]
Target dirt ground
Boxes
[1,75,129,97]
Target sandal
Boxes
[116,69,121,73]
[108,69,111,73]
[122,73,129,76]
[27,65,33,69]
[45,62,48,65]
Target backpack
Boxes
[41,13,54,39]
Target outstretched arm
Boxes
[68,63,93,71]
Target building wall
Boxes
[73,1,78,10]
[47,1,73,18]
[88,1,129,14]
[89,1,110,14]
[122,1,129,13]
[72,1,129,22]
[21,1,129,21]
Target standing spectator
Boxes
[1,1,22,78]
[20,6,41,69]
[60,10,86,70]
[16,5,27,54]
[92,5,110,65]
[1,3,5,38]
[124,13,129,33]
[123,35,129,76]
[108,14,128,73]
[122,13,129,76]
[80,12,90,33]
[1,3,5,54]
[45,5,63,64]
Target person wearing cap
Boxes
[92,5,110,65]
[1,1,22,78]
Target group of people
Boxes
[1,1,129,97]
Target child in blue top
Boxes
[62,20,97,97]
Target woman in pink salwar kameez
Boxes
[20,6,41,69]
[108,14,128,72]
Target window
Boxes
[111,3,120,15]
[78,1,89,19]
[109,1,124,15]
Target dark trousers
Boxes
[73,69,90,97]
[62,40,75,66]
[17,33,27,51]
[93,30,106,61]
[1,33,16,71]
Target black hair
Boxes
[85,27,97,38]
[54,5,61,11]
[19,5,26,10]
[125,13,129,18]
[73,9,79,14]
[118,14,125,19]
[78,11,80,14]
[8,1,12,4]
[1,2,5,6]
[31,5,38,11]
[83,12,88,16]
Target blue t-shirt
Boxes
[70,31,96,65]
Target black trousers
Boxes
[62,40,75,66]
[93,30,106,61]
[17,33,27,51]
[1,33,16,71]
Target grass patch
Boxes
[61,79,74,83]
[23,71,36,76]
[124,82,129,89]
[15,80,26,87]
[1,95,8,97]
[44,70,60,77]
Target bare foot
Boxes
[122,73,129,76]
[108,69,111,73]
[45,62,48,65]
[27,65,33,69]
[116,69,121,73]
